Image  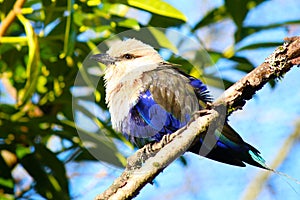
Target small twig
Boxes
[0,0,26,37]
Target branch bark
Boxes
[0,0,26,38]
[95,36,300,200]
[214,36,300,113]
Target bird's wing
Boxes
[173,66,213,104]
[122,65,203,144]
[142,65,201,122]
[123,64,267,169]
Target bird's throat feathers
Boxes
[104,63,158,131]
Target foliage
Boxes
[0,0,298,199]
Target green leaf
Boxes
[17,14,41,106]
[225,0,248,28]
[236,42,283,51]
[230,56,255,73]
[126,0,187,22]
[148,13,186,27]
[35,144,69,193]
[0,104,18,115]
[21,145,70,200]
[246,19,300,31]
[225,0,264,42]
[15,145,31,159]
[0,154,14,194]
[62,0,76,58]
[102,3,129,17]
[61,107,126,167]
[168,56,194,72]
[207,51,224,63]
[148,27,178,54]
[117,18,140,30]
[193,6,228,31]
[207,50,255,73]
[238,19,300,40]
[0,0,14,15]
[42,0,67,26]
[0,36,28,45]
[203,74,233,89]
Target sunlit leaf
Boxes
[0,36,28,44]
[149,27,178,54]
[62,0,76,57]
[193,6,228,31]
[15,145,31,159]
[16,14,40,106]
[103,3,129,17]
[117,18,140,30]
[126,0,187,22]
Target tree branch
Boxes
[0,0,26,38]
[95,36,300,200]
[214,36,300,113]
[95,110,219,200]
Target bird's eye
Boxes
[123,54,134,60]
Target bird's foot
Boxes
[126,144,155,170]
[126,134,176,170]
[152,134,175,150]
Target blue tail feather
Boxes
[189,123,268,169]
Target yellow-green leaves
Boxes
[149,27,178,53]
[17,14,40,106]
[127,0,187,22]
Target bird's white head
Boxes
[91,39,163,80]
[91,39,164,129]
[107,38,163,64]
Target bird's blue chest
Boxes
[118,67,209,146]
[125,89,191,144]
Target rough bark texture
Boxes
[95,36,300,200]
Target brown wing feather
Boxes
[141,66,199,121]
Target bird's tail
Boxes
[189,123,268,169]
[189,123,300,194]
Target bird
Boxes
[91,38,268,169]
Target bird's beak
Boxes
[90,53,116,66]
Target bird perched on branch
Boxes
[91,38,267,169]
